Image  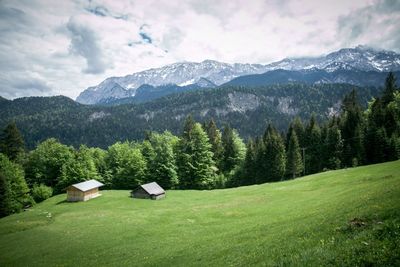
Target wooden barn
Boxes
[131,182,166,200]
[67,179,104,202]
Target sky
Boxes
[0,0,399,100]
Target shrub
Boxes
[32,184,53,203]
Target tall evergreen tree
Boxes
[0,121,25,161]
[177,120,216,189]
[291,117,306,147]
[340,90,365,166]
[204,119,224,171]
[257,125,286,182]
[221,125,246,175]
[305,114,322,174]
[382,72,397,105]
[241,138,257,185]
[324,124,343,170]
[141,139,156,182]
[286,129,303,178]
[221,125,236,174]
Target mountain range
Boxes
[76,45,400,105]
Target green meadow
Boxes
[1,160,399,266]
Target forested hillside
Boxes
[0,84,379,148]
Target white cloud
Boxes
[0,0,398,100]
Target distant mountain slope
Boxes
[224,69,400,87]
[266,45,400,72]
[76,46,400,105]
[76,60,266,104]
[1,84,379,149]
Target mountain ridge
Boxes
[1,83,380,149]
[76,45,400,105]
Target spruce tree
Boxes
[204,119,224,171]
[340,90,365,166]
[258,125,286,182]
[221,124,246,176]
[324,124,343,169]
[0,121,25,161]
[305,114,322,174]
[242,138,257,185]
[221,125,235,173]
[286,129,303,178]
[177,121,216,189]
[382,72,397,105]
[292,117,305,147]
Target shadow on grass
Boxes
[56,200,69,205]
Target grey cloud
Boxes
[0,6,30,33]
[337,0,400,50]
[67,19,107,74]
[0,74,52,99]
[375,0,400,13]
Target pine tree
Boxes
[305,114,322,174]
[324,124,343,169]
[382,72,397,105]
[340,90,365,166]
[204,119,224,171]
[258,125,286,182]
[289,117,306,148]
[177,122,216,189]
[221,125,246,175]
[286,129,303,178]
[242,138,257,185]
[221,125,235,173]
[0,121,25,161]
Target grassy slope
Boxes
[0,161,399,266]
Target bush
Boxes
[31,184,53,203]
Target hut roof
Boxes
[139,182,165,195]
[70,179,104,192]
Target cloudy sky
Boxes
[0,0,399,99]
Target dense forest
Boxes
[0,73,399,218]
[0,83,380,149]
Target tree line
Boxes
[0,84,379,149]
[0,73,399,218]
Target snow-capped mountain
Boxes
[76,46,400,105]
[77,60,268,104]
[266,45,400,72]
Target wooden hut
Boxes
[131,182,165,200]
[67,179,104,202]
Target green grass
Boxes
[1,161,400,266]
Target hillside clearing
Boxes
[0,161,400,266]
